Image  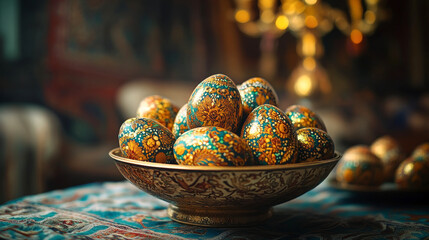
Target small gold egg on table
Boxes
[118,117,176,164]
[335,145,384,187]
[296,127,335,163]
[395,155,429,189]
[136,95,179,131]
[241,104,297,165]
[187,74,243,134]
[370,135,404,182]
[237,77,279,119]
[411,142,429,159]
[173,126,253,166]
[172,104,189,139]
[285,105,327,132]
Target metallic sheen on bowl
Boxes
[109,148,341,227]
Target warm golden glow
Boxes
[235,9,250,23]
[348,0,363,22]
[294,75,313,97]
[275,15,289,30]
[366,0,379,5]
[283,1,306,15]
[231,0,382,96]
[319,19,333,32]
[335,17,348,31]
[365,11,376,24]
[305,15,318,29]
[259,0,275,9]
[305,0,317,5]
[350,29,363,44]
[282,2,295,14]
[294,1,306,14]
[404,163,414,174]
[261,10,275,23]
[302,32,316,56]
[303,57,316,71]
[289,15,304,31]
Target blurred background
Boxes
[0,0,428,203]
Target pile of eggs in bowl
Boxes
[118,73,335,166]
[335,136,429,189]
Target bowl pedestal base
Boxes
[167,204,273,227]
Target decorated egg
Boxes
[119,117,176,164]
[411,142,429,159]
[241,104,297,165]
[173,126,253,166]
[187,74,243,133]
[172,104,189,139]
[395,156,429,189]
[285,105,327,132]
[335,145,384,186]
[296,127,335,163]
[370,135,404,182]
[136,95,179,131]
[237,77,279,118]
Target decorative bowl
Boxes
[109,148,341,227]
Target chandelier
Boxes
[233,0,384,98]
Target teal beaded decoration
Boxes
[241,104,297,165]
[118,117,176,164]
[172,104,189,139]
[187,74,243,133]
[238,77,279,118]
[296,127,335,163]
[173,126,253,166]
[285,105,327,132]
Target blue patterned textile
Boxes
[1,180,428,239]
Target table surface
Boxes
[1,178,428,239]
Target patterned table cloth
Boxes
[1,179,428,239]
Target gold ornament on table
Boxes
[233,0,385,97]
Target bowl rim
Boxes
[109,148,342,171]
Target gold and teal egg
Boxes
[395,155,429,189]
[411,142,429,159]
[296,127,334,163]
[285,105,327,132]
[173,126,253,166]
[187,74,243,133]
[172,104,189,139]
[119,117,176,164]
[136,95,179,131]
[370,135,404,182]
[335,145,384,186]
[238,77,279,118]
[241,104,297,165]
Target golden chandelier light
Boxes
[233,0,384,97]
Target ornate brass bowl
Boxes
[109,148,341,227]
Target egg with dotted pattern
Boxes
[296,127,335,163]
[136,95,179,131]
[411,142,429,159]
[172,104,189,139]
[119,117,176,164]
[187,74,243,134]
[173,126,253,166]
[370,135,404,182]
[395,155,429,189]
[238,77,279,119]
[335,145,384,186]
[241,104,297,165]
[285,105,327,132]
